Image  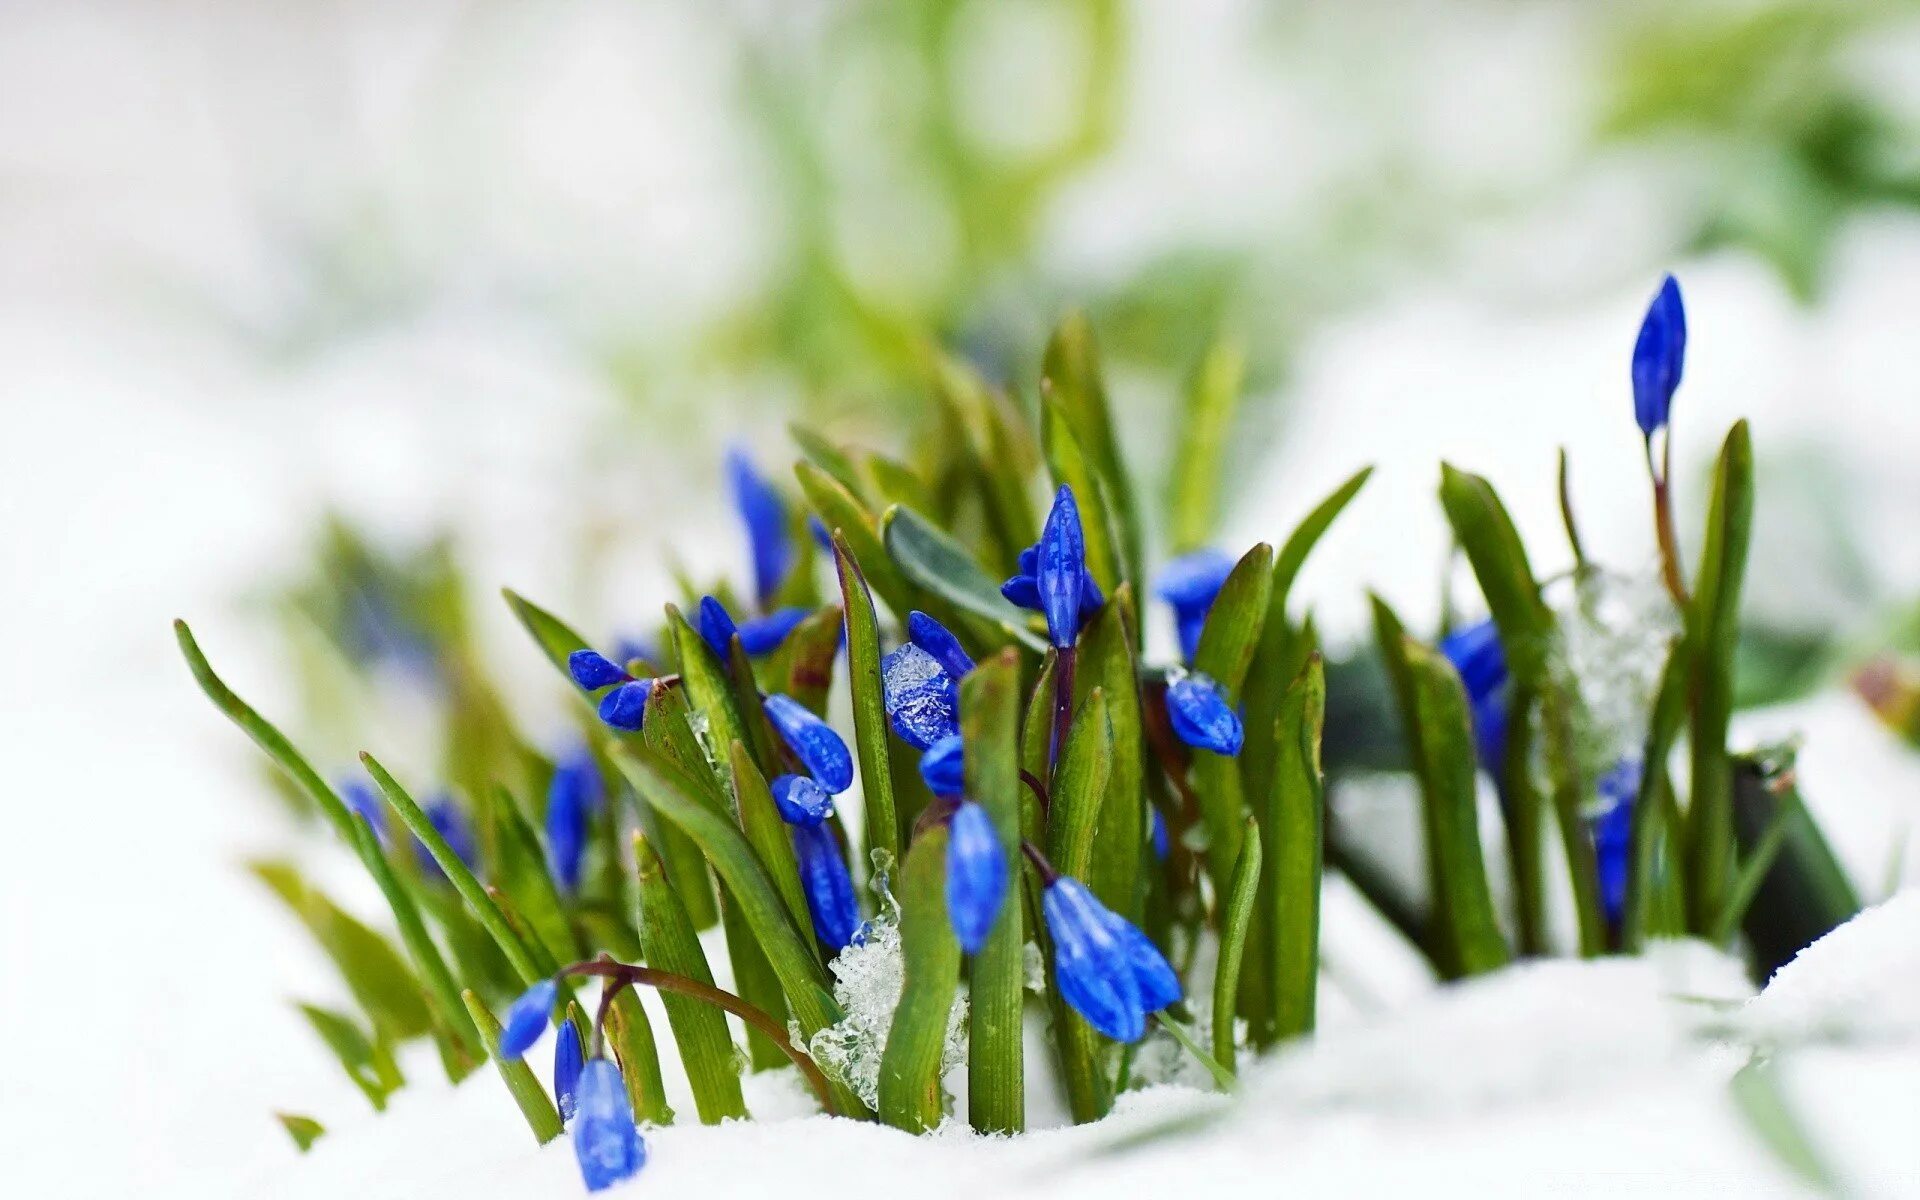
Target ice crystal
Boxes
[805,904,969,1111]
[1545,569,1678,815]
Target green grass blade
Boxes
[1042,395,1127,596]
[633,834,747,1123]
[1265,655,1325,1045]
[720,885,793,1072]
[790,423,870,501]
[251,861,434,1042]
[1437,464,1553,681]
[1191,544,1274,898]
[275,1113,325,1153]
[931,355,1038,576]
[501,588,594,682]
[1042,313,1144,601]
[878,826,962,1132]
[297,1002,403,1111]
[489,784,580,971]
[881,504,1048,651]
[962,649,1025,1133]
[666,606,751,784]
[1046,686,1115,1123]
[1623,637,1690,950]
[1211,818,1262,1075]
[730,741,812,943]
[1079,589,1145,920]
[833,533,900,866]
[605,988,675,1125]
[639,681,722,931]
[1168,336,1244,554]
[798,460,914,621]
[460,989,563,1145]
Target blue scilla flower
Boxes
[499,978,558,1059]
[728,447,795,608]
[1165,673,1244,756]
[1043,876,1180,1043]
[415,793,478,880]
[907,611,975,679]
[793,821,860,951]
[572,1056,647,1192]
[1155,548,1235,664]
[1441,619,1509,774]
[698,595,739,659]
[547,748,601,894]
[919,733,965,797]
[1002,486,1103,646]
[1593,758,1642,928]
[569,649,653,733]
[341,778,386,843]
[882,644,960,750]
[1151,809,1170,862]
[764,693,854,793]
[569,649,629,690]
[554,1020,585,1123]
[946,801,1006,954]
[739,607,812,655]
[1631,274,1686,437]
[771,773,833,826]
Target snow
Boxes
[1741,888,1920,1046]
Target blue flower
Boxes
[1043,877,1180,1043]
[612,637,656,670]
[499,979,558,1059]
[1441,619,1509,774]
[1165,673,1244,756]
[739,607,812,656]
[771,773,833,827]
[808,515,834,555]
[946,802,1006,954]
[1002,486,1103,646]
[572,1057,647,1192]
[569,650,630,691]
[341,779,386,843]
[598,680,653,732]
[415,793,478,880]
[1151,809,1170,862]
[554,1021,585,1123]
[907,611,974,679]
[882,644,960,750]
[698,595,739,660]
[1631,274,1686,436]
[1155,549,1235,664]
[728,447,794,607]
[793,821,860,951]
[547,748,601,894]
[764,694,854,793]
[919,734,965,797]
[1593,758,1642,928]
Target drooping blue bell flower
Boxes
[764,693,854,793]
[1165,673,1244,756]
[547,747,602,894]
[728,446,794,608]
[415,793,478,880]
[572,1057,647,1192]
[554,1021,585,1123]
[1002,486,1103,646]
[946,801,1006,954]
[569,650,630,691]
[698,595,739,660]
[907,611,975,680]
[881,643,960,750]
[919,733,965,797]
[1155,549,1235,664]
[793,821,860,951]
[738,607,812,656]
[1593,758,1642,928]
[569,648,652,732]
[771,773,834,826]
[1631,274,1686,437]
[498,978,558,1059]
[1441,619,1509,774]
[1043,876,1180,1043]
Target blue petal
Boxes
[793,821,861,951]
[1154,549,1236,612]
[1151,809,1170,862]
[1440,619,1507,707]
[597,680,653,732]
[1631,274,1686,436]
[1111,915,1181,1013]
[1593,758,1642,927]
[808,515,834,554]
[881,644,960,750]
[547,767,592,894]
[554,1022,585,1123]
[612,637,656,669]
[728,447,794,607]
[416,794,477,879]
[738,607,811,656]
[1166,674,1244,756]
[698,595,739,661]
[771,773,834,826]
[499,979,558,1059]
[1000,574,1042,611]
[764,693,854,793]
[946,802,1007,955]
[1038,486,1090,647]
[1044,878,1145,1042]
[907,611,975,679]
[573,1058,647,1191]
[919,733,965,797]
[341,780,386,844]
[1175,611,1208,666]
[569,650,629,691]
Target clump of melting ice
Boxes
[1544,569,1679,815]
[804,850,968,1111]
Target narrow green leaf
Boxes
[461,989,563,1145]
[605,988,674,1125]
[1020,652,1059,789]
[1686,421,1755,936]
[775,604,843,717]
[1437,464,1552,680]
[789,423,869,501]
[490,784,580,971]
[797,460,914,621]
[877,826,962,1133]
[1042,396,1126,596]
[298,1002,403,1111]
[638,682,721,931]
[633,834,747,1124]
[730,741,812,945]
[275,1113,326,1153]
[720,886,792,1073]
[1623,637,1690,950]
[666,606,751,784]
[1046,686,1115,1123]
[861,450,935,520]
[931,356,1037,576]
[1042,313,1144,601]
[832,533,900,866]
[1151,1013,1236,1093]
[501,588,594,682]
[1264,655,1324,1045]
[1211,818,1262,1074]
[251,862,434,1041]
[1168,337,1244,554]
[1191,544,1274,898]
[1079,589,1145,920]
[881,504,1048,651]
[962,650,1025,1134]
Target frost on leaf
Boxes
[1545,569,1679,816]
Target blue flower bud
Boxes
[698,595,739,660]
[1042,877,1180,1043]
[1000,492,1102,642]
[1442,619,1509,774]
[612,637,656,670]
[547,749,600,894]
[554,1021,585,1123]
[919,734,965,797]
[1165,673,1244,756]
[881,643,960,750]
[597,679,653,732]
[735,606,810,656]
[907,611,975,680]
[1593,758,1641,928]
[946,802,1006,954]
[771,773,834,826]
[1631,274,1686,436]
[499,979,558,1059]
[341,779,386,843]
[764,693,854,793]
[416,793,478,879]
[572,1057,647,1191]
[728,447,794,607]
[1155,549,1235,663]
[1151,809,1170,862]
[793,821,860,951]
[569,650,630,691]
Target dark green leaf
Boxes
[1046,686,1114,1122]
[633,834,747,1123]
[1079,589,1146,919]
[1211,818,1262,1074]
[881,504,1048,651]
[961,650,1025,1133]
[605,988,674,1125]
[833,534,900,865]
[501,588,594,683]
[797,460,913,621]
[878,826,962,1132]
[1263,655,1324,1045]
[1191,544,1274,897]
